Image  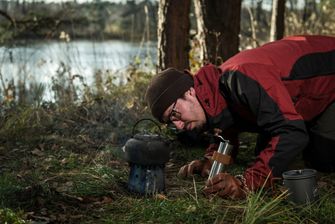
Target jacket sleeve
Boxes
[219,69,309,190]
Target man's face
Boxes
[162,87,207,132]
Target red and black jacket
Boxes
[194,35,335,190]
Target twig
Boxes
[193,176,199,206]
[42,171,108,184]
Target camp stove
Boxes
[123,119,171,195]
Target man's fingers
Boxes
[204,173,246,199]
[177,160,203,178]
[205,173,226,186]
[203,180,225,195]
[177,165,189,178]
[204,173,228,195]
[201,168,210,177]
[177,159,215,179]
[187,160,201,176]
[218,183,234,197]
[200,159,212,177]
[220,183,245,199]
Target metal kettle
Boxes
[123,119,171,195]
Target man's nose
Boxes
[172,120,184,130]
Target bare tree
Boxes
[157,0,191,71]
[270,0,286,41]
[194,0,242,65]
[245,5,259,48]
[303,0,316,22]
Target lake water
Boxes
[0,40,156,100]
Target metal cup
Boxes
[282,169,319,204]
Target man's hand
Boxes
[177,159,212,178]
[203,173,246,199]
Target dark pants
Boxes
[255,102,335,172]
[304,102,335,172]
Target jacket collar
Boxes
[193,64,234,131]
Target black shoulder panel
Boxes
[287,50,335,80]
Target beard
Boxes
[185,120,205,134]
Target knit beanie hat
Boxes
[145,68,194,122]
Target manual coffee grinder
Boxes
[123,119,171,195]
[208,135,234,179]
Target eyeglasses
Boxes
[165,100,182,124]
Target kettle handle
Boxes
[132,118,161,136]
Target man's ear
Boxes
[183,87,196,99]
[189,87,196,96]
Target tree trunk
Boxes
[157,0,191,71]
[270,0,286,41]
[194,0,241,65]
[303,0,316,22]
[245,5,259,48]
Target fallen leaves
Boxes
[31,148,44,157]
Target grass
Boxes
[1,140,335,223]
[102,197,217,223]
[241,188,296,224]
[0,208,26,224]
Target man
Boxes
[145,35,335,199]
